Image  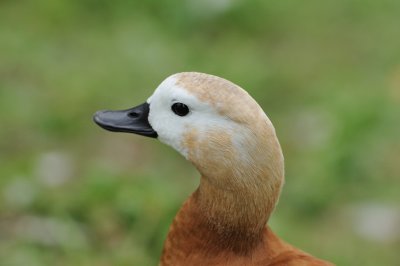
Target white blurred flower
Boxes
[3,177,37,208]
[347,203,400,244]
[289,108,336,151]
[35,151,74,187]
[13,215,88,249]
[186,0,236,18]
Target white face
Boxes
[147,75,236,159]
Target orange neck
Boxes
[160,177,275,264]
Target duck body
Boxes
[94,72,334,265]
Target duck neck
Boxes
[161,193,263,263]
[195,176,272,246]
[162,175,281,259]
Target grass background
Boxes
[0,0,399,265]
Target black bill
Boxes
[93,102,158,138]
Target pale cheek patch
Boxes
[147,75,201,159]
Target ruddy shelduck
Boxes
[94,72,334,265]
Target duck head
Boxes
[94,72,284,229]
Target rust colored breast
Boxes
[159,194,334,266]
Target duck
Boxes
[93,72,334,266]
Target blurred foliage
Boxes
[0,0,399,265]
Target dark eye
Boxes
[171,102,189,116]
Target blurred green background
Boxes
[1,0,399,265]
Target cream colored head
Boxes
[148,72,284,203]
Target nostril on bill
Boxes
[128,111,140,118]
